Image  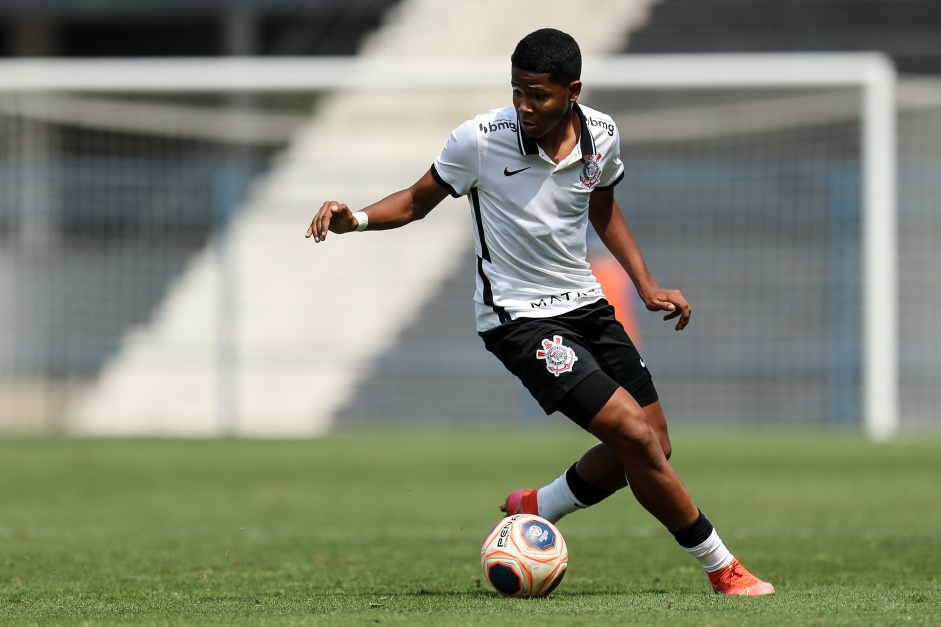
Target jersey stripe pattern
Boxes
[432,103,625,332]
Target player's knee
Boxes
[591,404,656,454]
[642,403,672,459]
[660,437,673,460]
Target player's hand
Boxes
[644,288,691,331]
[305,201,357,243]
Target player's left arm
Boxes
[588,187,691,330]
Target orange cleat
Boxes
[500,489,539,516]
[708,559,776,596]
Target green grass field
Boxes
[1,429,939,626]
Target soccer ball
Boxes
[480,514,568,598]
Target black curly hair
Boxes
[511,28,582,86]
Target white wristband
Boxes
[352,211,368,232]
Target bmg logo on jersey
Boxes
[536,335,578,377]
[587,116,615,136]
[479,119,517,134]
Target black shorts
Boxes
[479,300,658,428]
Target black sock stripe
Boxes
[672,510,714,549]
[565,462,615,506]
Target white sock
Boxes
[684,529,734,572]
[536,472,587,523]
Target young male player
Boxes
[306,28,774,596]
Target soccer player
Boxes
[306,28,774,597]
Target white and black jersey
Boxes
[431,102,625,332]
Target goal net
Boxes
[0,55,936,438]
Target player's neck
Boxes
[536,108,579,164]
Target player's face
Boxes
[511,67,581,139]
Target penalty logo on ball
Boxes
[521,521,556,550]
[536,335,578,377]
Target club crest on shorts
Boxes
[579,153,603,188]
[536,335,578,377]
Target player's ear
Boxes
[568,80,582,103]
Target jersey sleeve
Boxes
[431,119,480,198]
[596,125,625,191]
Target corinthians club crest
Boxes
[536,335,578,377]
[579,153,603,188]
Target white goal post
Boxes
[0,53,898,439]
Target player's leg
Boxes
[503,400,666,522]
[574,399,672,491]
[532,301,676,515]
[502,370,626,520]
[585,387,695,529]
[585,386,774,596]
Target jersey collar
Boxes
[515,103,596,158]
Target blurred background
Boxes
[1,0,940,437]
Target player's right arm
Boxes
[305,168,449,243]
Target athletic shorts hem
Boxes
[552,370,620,428]
[541,367,600,416]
